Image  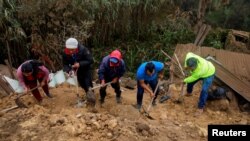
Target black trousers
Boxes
[99,78,121,101]
[77,69,93,92]
[137,79,159,106]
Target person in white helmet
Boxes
[62,38,95,105]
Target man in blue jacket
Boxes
[98,50,126,104]
[136,61,164,110]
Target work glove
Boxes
[150,91,155,98]
[101,80,106,87]
[112,77,118,83]
[184,70,189,77]
[182,81,186,86]
[158,74,164,80]
[67,70,75,77]
[72,62,80,69]
[24,87,28,93]
[40,80,46,86]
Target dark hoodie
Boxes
[98,50,126,81]
[62,44,94,73]
[62,44,94,91]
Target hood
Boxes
[110,50,122,61]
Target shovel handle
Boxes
[146,80,172,112]
[177,83,186,102]
[146,81,160,112]
[180,83,186,96]
[17,86,40,98]
[90,82,112,90]
[1,105,19,113]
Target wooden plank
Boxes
[194,24,212,46]
[194,24,207,46]
[0,77,12,95]
[197,25,211,46]
[1,76,15,93]
[4,59,16,79]
[0,87,7,96]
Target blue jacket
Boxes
[136,61,164,81]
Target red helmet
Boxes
[109,50,122,66]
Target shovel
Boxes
[141,82,160,120]
[90,82,112,91]
[74,75,85,108]
[84,82,112,112]
[1,105,19,113]
[175,82,186,104]
[159,81,182,103]
[172,53,187,104]
[15,86,40,108]
[86,82,112,99]
[69,69,86,108]
[85,82,112,105]
[141,105,154,120]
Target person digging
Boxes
[62,38,96,107]
[135,61,164,111]
[98,49,126,106]
[17,60,53,104]
[183,52,215,117]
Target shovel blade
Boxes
[175,96,184,104]
[75,93,85,108]
[75,101,84,108]
[15,98,28,108]
[146,115,154,120]
[76,98,86,108]
[142,112,154,120]
[140,106,154,120]
[86,90,96,104]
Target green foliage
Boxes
[0,0,196,76]
[203,29,228,49]
[93,17,195,77]
[156,19,195,47]
[209,40,223,49]
[0,0,27,66]
[205,0,250,31]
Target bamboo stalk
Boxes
[174,53,187,102]
[174,53,185,76]
[161,50,179,67]
[161,50,184,78]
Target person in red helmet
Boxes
[98,49,126,104]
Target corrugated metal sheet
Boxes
[173,43,250,102]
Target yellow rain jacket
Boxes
[184,52,215,83]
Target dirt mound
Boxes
[0,82,249,141]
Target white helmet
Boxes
[65,38,78,49]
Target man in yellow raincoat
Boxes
[184,52,215,116]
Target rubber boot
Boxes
[116,96,121,104]
[46,93,53,98]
